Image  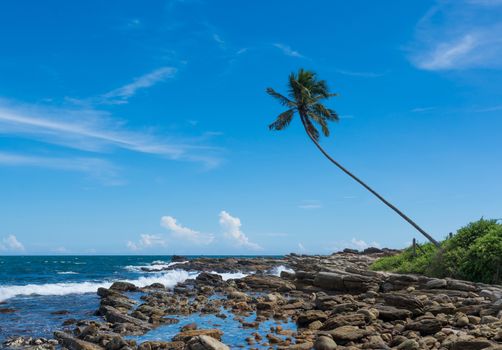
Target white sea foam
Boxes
[269,265,294,276]
[0,269,194,302]
[212,271,249,280]
[57,271,79,275]
[125,261,188,273]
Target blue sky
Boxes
[1,0,501,255]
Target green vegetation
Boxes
[266,69,439,247]
[371,218,502,284]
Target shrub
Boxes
[371,218,502,284]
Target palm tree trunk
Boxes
[299,114,440,248]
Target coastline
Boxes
[2,251,502,349]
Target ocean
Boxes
[0,255,293,346]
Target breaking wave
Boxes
[0,269,194,302]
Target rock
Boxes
[321,313,366,330]
[186,335,230,350]
[99,306,152,331]
[173,329,224,342]
[450,340,494,350]
[280,342,314,349]
[297,310,328,327]
[0,308,16,314]
[425,279,447,289]
[54,331,104,350]
[314,335,337,350]
[241,275,295,291]
[396,339,419,350]
[171,255,187,263]
[137,341,184,350]
[382,293,424,314]
[195,273,224,286]
[109,282,138,292]
[405,317,442,335]
[481,315,498,324]
[313,272,375,292]
[375,305,412,321]
[326,325,370,343]
[226,290,248,300]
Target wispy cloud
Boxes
[219,211,262,250]
[273,43,304,58]
[0,152,122,185]
[160,215,214,244]
[409,1,502,70]
[127,234,167,251]
[0,235,25,252]
[298,199,322,209]
[100,67,176,104]
[0,100,222,167]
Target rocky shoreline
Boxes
[3,250,502,350]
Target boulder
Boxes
[405,317,442,335]
[314,336,337,350]
[297,310,328,327]
[137,341,184,350]
[109,282,138,292]
[54,331,104,350]
[321,313,366,330]
[326,325,370,343]
[173,329,224,342]
[186,335,230,350]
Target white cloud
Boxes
[409,1,502,70]
[219,211,262,250]
[298,200,322,209]
[329,238,381,252]
[101,67,176,104]
[0,152,122,185]
[127,234,167,251]
[0,100,221,168]
[160,216,214,244]
[273,43,304,58]
[0,235,25,252]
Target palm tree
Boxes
[267,68,440,247]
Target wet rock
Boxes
[137,341,184,350]
[195,273,224,287]
[54,331,104,350]
[109,281,138,292]
[0,308,16,314]
[99,305,152,331]
[173,329,224,342]
[186,335,230,350]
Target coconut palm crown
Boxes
[266,68,440,247]
[267,69,338,141]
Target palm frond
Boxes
[266,88,296,108]
[312,103,339,121]
[304,116,320,141]
[269,109,295,131]
[308,112,329,137]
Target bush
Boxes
[371,218,502,284]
